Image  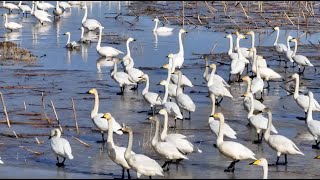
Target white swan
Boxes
[285,35,294,66]
[245,92,278,143]
[249,158,268,179]
[40,1,55,10]
[207,67,233,99]
[225,34,238,60]
[159,80,183,123]
[49,128,74,167]
[18,1,32,17]
[121,125,164,179]
[305,91,320,149]
[87,88,123,141]
[252,47,282,88]
[263,108,304,165]
[59,1,72,11]
[97,26,124,57]
[168,53,193,88]
[207,64,230,87]
[149,116,188,171]
[2,13,23,32]
[81,5,101,31]
[152,17,173,33]
[79,27,92,43]
[242,76,266,113]
[273,26,288,62]
[229,34,248,82]
[102,113,135,179]
[3,1,19,14]
[139,74,162,116]
[248,47,265,97]
[63,32,80,50]
[174,70,196,119]
[53,1,64,18]
[234,31,250,59]
[162,63,177,101]
[245,31,267,68]
[158,109,202,155]
[170,29,187,72]
[290,38,314,74]
[31,2,52,25]
[125,58,145,89]
[122,37,135,68]
[213,112,256,172]
[111,59,136,95]
[288,73,320,116]
[208,93,237,140]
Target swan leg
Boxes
[224,160,239,172]
[127,169,131,179]
[283,60,288,68]
[149,176,152,179]
[121,168,125,179]
[216,97,223,105]
[253,133,262,144]
[301,67,306,74]
[56,157,60,166]
[312,140,320,149]
[275,155,287,165]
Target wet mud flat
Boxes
[0,1,319,179]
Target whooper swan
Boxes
[97,26,124,57]
[121,125,164,179]
[263,108,304,165]
[49,128,74,167]
[63,32,80,50]
[290,38,314,74]
[152,17,173,33]
[18,1,32,17]
[273,26,287,62]
[242,76,266,113]
[213,112,256,172]
[305,91,320,149]
[170,29,187,72]
[249,158,268,179]
[111,58,136,95]
[2,13,23,32]
[81,5,101,31]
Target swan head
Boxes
[148,116,158,122]
[224,34,232,39]
[158,80,168,86]
[209,64,216,69]
[211,112,224,121]
[1,13,7,18]
[291,73,299,79]
[245,31,254,36]
[314,155,320,159]
[241,76,251,82]
[161,63,170,69]
[242,92,253,98]
[87,88,97,94]
[273,26,279,31]
[248,47,256,52]
[138,74,148,81]
[152,17,159,22]
[239,34,247,39]
[63,32,70,36]
[102,112,112,121]
[158,108,167,115]
[81,5,87,9]
[249,158,268,167]
[289,38,297,43]
[287,35,293,40]
[232,31,240,36]
[179,29,187,34]
[120,124,131,133]
[167,53,174,59]
[49,128,61,139]
[127,37,136,42]
[309,91,314,99]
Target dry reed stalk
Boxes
[205,1,216,16]
[50,100,62,133]
[72,136,90,147]
[71,97,79,133]
[41,92,44,113]
[19,146,43,155]
[222,1,227,16]
[239,2,250,19]
[12,130,18,139]
[23,101,26,111]
[0,92,10,128]
[35,137,40,144]
[197,14,203,24]
[283,12,296,27]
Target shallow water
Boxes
[0,1,320,179]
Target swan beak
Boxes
[249,160,260,165]
[63,33,66,35]
[133,39,136,41]
[48,135,52,140]
[314,155,320,159]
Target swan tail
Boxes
[193,144,202,153]
[67,153,74,160]
[115,130,123,135]
[228,133,237,139]
[271,125,278,134]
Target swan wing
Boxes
[251,78,264,94]
[308,120,320,138]
[209,118,237,139]
[219,141,256,160]
[92,113,108,131]
[268,135,304,155]
[128,154,164,176]
[250,115,278,133]
[176,94,196,112]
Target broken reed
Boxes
[0,92,10,128]
[71,97,79,133]
[50,100,63,133]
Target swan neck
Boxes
[236,37,244,59]
[125,130,133,159]
[255,51,261,78]
[248,95,254,118]
[56,129,61,138]
[66,33,70,45]
[152,119,160,146]
[246,79,251,94]
[287,37,291,51]
[107,118,115,146]
[153,20,158,32]
[91,92,99,118]
[264,111,272,140]
[111,61,117,77]
[176,72,183,95]
[56,1,59,9]
[160,112,168,140]
[263,164,268,179]
[217,116,224,146]
[228,37,233,55]
[126,40,131,57]
[142,75,149,95]
[19,1,22,6]
[207,67,216,87]
[251,33,255,48]
[307,95,313,122]
[97,27,102,50]
[82,7,87,24]
[80,28,84,38]
[292,40,297,56]
[209,95,216,123]
[294,77,299,99]
[178,32,184,55]
[274,29,279,46]
[162,82,169,104]
[204,58,209,79]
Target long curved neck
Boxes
[248,95,254,118]
[307,95,313,122]
[160,112,169,140]
[228,37,233,55]
[178,32,184,55]
[209,94,216,123]
[107,118,115,147]
[66,33,70,45]
[111,61,117,77]
[162,83,169,104]
[19,1,22,6]
[91,92,99,118]
[274,29,279,46]
[3,1,5,7]
[204,58,209,79]
[125,58,134,71]
[126,40,131,58]
[236,37,244,59]
[263,164,268,179]
[3,16,7,25]
[142,75,149,95]
[31,3,34,14]
[80,28,84,38]
[254,50,261,78]
[264,111,272,140]
[251,33,255,48]
[124,130,133,159]
[294,77,299,99]
[82,7,87,24]
[56,129,61,138]
[176,72,183,95]
[292,40,297,56]
[153,20,158,31]
[287,37,291,51]
[246,79,251,93]
[207,67,216,87]
[217,116,224,146]
[152,119,160,146]
[56,1,59,9]
[96,28,102,50]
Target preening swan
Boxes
[262,108,304,165]
[152,17,173,33]
[208,94,237,142]
[81,5,101,31]
[305,91,320,149]
[174,70,196,119]
[170,29,187,72]
[249,158,268,179]
[213,112,256,172]
[289,38,314,74]
[97,26,124,57]
[49,128,74,167]
[63,32,80,50]
[158,108,202,155]
[120,125,164,179]
[87,88,123,142]
[149,116,188,171]
[139,74,162,116]
[101,113,135,179]
[244,93,278,144]
[18,1,32,17]
[2,13,23,32]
